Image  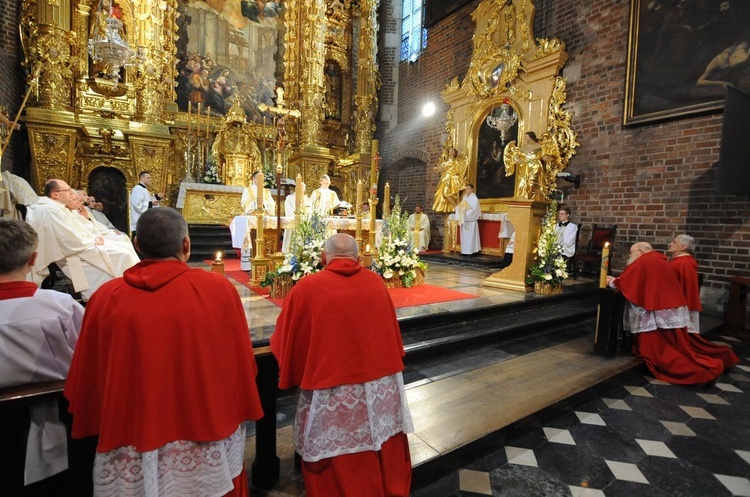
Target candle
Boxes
[187,102,191,132]
[295,173,302,215]
[197,103,201,133]
[356,180,363,214]
[383,182,390,215]
[599,242,610,288]
[206,106,210,139]
[212,251,225,276]
[370,139,378,187]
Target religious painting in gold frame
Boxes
[175,0,285,122]
[624,0,750,126]
[476,104,518,200]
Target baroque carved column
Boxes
[299,0,327,147]
[353,0,379,155]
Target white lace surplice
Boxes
[624,304,693,334]
[294,372,414,462]
[93,424,245,497]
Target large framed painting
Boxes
[476,107,517,200]
[425,0,474,28]
[175,0,285,122]
[624,0,750,126]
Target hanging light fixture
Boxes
[486,99,517,145]
[88,3,136,82]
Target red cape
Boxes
[271,258,405,390]
[64,260,264,452]
[613,251,687,311]
[670,255,703,312]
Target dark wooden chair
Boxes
[569,223,583,279]
[578,224,617,277]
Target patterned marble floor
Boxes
[411,334,750,497]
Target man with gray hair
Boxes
[0,218,83,490]
[608,241,738,384]
[668,234,701,331]
[64,207,264,497]
[271,233,413,497]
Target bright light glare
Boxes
[422,102,436,117]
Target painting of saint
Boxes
[176,0,284,121]
[476,110,517,199]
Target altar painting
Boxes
[175,0,284,122]
[476,107,517,200]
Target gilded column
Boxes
[353,0,380,154]
[299,0,326,147]
[20,0,75,110]
[133,0,174,122]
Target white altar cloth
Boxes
[229,216,384,249]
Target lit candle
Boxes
[383,182,390,215]
[599,242,610,288]
[356,180,363,214]
[212,251,225,276]
[197,103,201,133]
[187,102,191,132]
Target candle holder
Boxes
[211,252,225,276]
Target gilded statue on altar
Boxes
[432,147,468,213]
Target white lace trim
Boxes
[93,424,245,497]
[624,304,692,334]
[294,372,414,463]
[687,310,700,333]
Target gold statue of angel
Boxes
[504,131,561,200]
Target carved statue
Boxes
[503,131,556,201]
[432,148,468,213]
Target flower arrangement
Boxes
[202,157,221,184]
[372,196,428,288]
[260,210,328,288]
[526,200,568,286]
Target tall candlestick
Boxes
[187,102,192,132]
[356,180,363,214]
[295,173,302,215]
[197,103,201,133]
[259,183,265,214]
[383,182,390,215]
[599,242,610,288]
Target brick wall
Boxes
[378,0,750,312]
[0,0,25,175]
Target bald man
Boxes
[608,242,738,384]
[271,234,413,497]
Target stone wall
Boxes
[0,0,25,173]
[378,0,750,313]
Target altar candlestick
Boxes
[363,243,372,268]
[599,242,610,288]
[259,183,265,214]
[212,251,225,276]
[383,183,390,215]
[187,102,192,132]
[197,103,201,133]
[295,173,302,215]
[356,180,363,214]
[370,139,378,187]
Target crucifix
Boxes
[257,87,301,253]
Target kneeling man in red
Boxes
[271,233,413,497]
[608,242,739,385]
[65,207,264,496]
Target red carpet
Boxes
[209,260,478,309]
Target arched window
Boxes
[400,0,427,62]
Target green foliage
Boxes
[526,201,569,285]
[372,196,428,287]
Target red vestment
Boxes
[64,259,263,495]
[614,251,738,384]
[670,254,702,311]
[271,258,411,497]
[271,258,406,390]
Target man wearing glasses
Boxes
[25,179,139,300]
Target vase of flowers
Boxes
[526,200,568,294]
[202,157,221,184]
[260,210,328,295]
[372,196,428,288]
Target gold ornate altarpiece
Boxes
[437,0,579,292]
[19,0,382,224]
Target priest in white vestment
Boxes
[456,183,481,255]
[407,205,430,252]
[241,171,277,214]
[0,170,38,219]
[130,171,164,234]
[309,174,340,216]
[282,182,310,253]
[25,179,140,300]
